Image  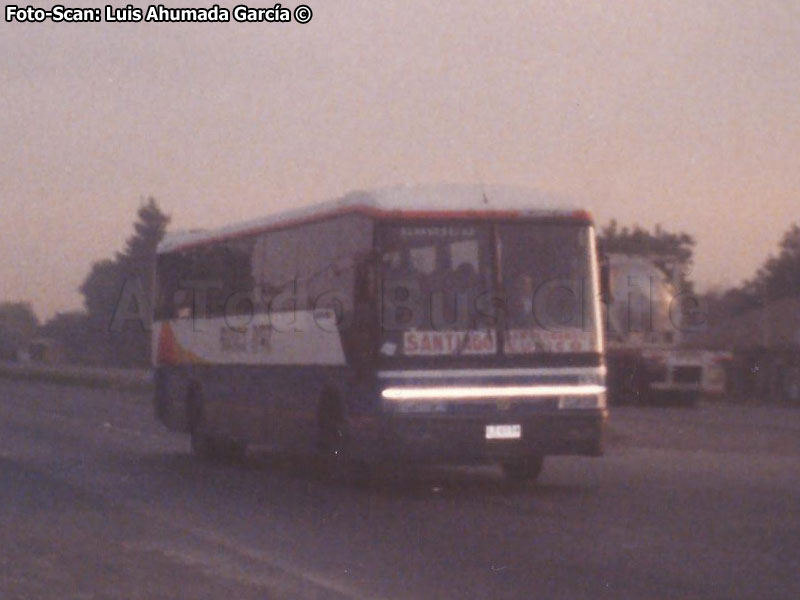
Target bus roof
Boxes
[157,184,590,254]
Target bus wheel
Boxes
[502,456,544,485]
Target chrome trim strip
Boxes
[381,384,606,401]
[377,366,606,379]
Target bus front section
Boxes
[372,217,607,479]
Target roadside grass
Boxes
[0,362,152,393]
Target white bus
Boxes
[152,185,607,483]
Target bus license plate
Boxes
[485,424,521,440]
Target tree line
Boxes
[3,198,170,366]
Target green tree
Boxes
[0,302,39,360]
[80,198,170,366]
[37,311,91,363]
[117,197,171,300]
[753,223,800,301]
[699,222,800,320]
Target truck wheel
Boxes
[502,456,544,485]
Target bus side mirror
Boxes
[600,258,610,304]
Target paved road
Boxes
[0,379,799,599]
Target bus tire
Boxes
[502,455,544,485]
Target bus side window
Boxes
[174,288,193,319]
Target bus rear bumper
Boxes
[366,410,606,464]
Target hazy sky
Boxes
[2,0,799,320]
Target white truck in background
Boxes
[604,254,727,406]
